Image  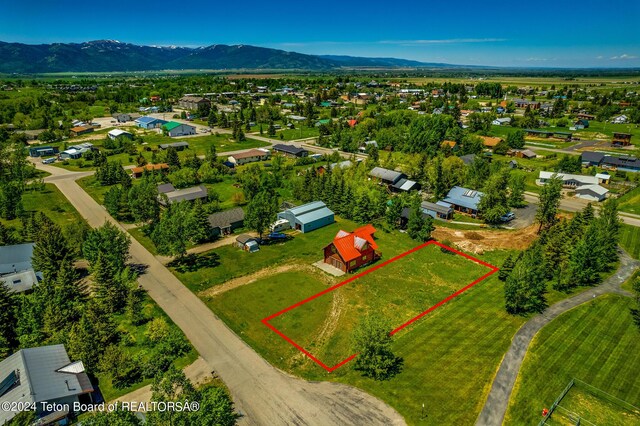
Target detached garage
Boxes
[277,201,334,233]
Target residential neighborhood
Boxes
[1,5,639,425]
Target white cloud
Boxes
[610,54,638,60]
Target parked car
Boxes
[500,212,515,222]
[267,232,287,240]
[42,157,56,164]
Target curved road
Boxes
[40,164,405,425]
[475,249,639,426]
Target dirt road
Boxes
[42,166,405,426]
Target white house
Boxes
[492,117,512,126]
[538,171,609,201]
[575,185,609,202]
[227,149,270,166]
[611,115,628,124]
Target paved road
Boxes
[524,192,640,228]
[41,165,405,426]
[475,249,639,426]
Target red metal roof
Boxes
[331,225,377,262]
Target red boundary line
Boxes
[261,240,499,372]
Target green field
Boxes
[207,247,520,425]
[546,382,640,426]
[268,243,492,367]
[619,187,640,216]
[505,294,640,425]
[619,224,640,259]
[0,183,86,236]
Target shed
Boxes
[277,201,335,233]
[235,234,259,252]
[135,116,167,129]
[158,141,190,151]
[108,129,133,140]
[575,185,609,202]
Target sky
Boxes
[1,0,639,68]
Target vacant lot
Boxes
[267,243,494,369]
[505,294,640,425]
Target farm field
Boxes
[504,294,640,425]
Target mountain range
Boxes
[0,40,468,73]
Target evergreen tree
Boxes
[83,222,131,273]
[536,175,563,233]
[499,254,515,281]
[385,199,403,229]
[508,172,526,208]
[504,244,547,314]
[165,146,181,168]
[0,283,17,357]
[189,200,211,243]
[31,214,72,283]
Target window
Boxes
[349,260,357,267]
[362,255,368,261]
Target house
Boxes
[287,115,306,122]
[315,119,331,127]
[611,115,628,124]
[323,224,380,273]
[442,186,485,216]
[575,185,609,202]
[208,207,245,237]
[602,154,640,172]
[317,160,354,174]
[574,119,589,129]
[163,122,196,137]
[400,201,454,225]
[158,141,189,151]
[60,143,94,160]
[577,113,595,121]
[492,117,512,126]
[131,163,169,178]
[612,132,632,147]
[277,201,335,233]
[135,116,168,129]
[358,140,378,153]
[0,344,94,425]
[581,152,605,167]
[511,149,537,159]
[513,99,541,109]
[111,113,140,123]
[178,96,211,111]
[369,167,406,186]
[107,129,133,140]
[391,178,420,192]
[69,126,94,137]
[538,171,600,188]
[158,184,208,205]
[0,243,42,293]
[480,136,503,149]
[235,234,259,252]
[272,144,308,158]
[28,146,59,157]
[227,149,270,166]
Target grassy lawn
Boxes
[208,247,521,425]
[620,224,640,259]
[504,294,640,425]
[619,187,640,216]
[277,126,319,141]
[0,183,86,236]
[76,175,115,206]
[268,243,493,368]
[96,292,198,401]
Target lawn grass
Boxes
[550,384,640,426]
[268,243,493,368]
[0,183,86,237]
[619,187,640,216]
[619,224,640,259]
[504,294,640,425]
[277,126,319,141]
[208,247,521,425]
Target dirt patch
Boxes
[199,263,335,298]
[433,224,538,254]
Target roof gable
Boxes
[330,225,377,262]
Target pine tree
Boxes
[536,175,563,233]
[165,146,181,168]
[499,254,515,281]
[0,283,18,357]
[504,244,547,314]
[189,200,211,243]
[31,214,72,283]
[407,197,426,241]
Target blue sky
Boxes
[2,0,639,68]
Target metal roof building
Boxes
[0,345,93,425]
[442,186,485,215]
[277,201,335,233]
[369,167,406,185]
[158,184,208,205]
[0,243,41,293]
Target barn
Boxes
[323,225,380,273]
[277,201,334,233]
